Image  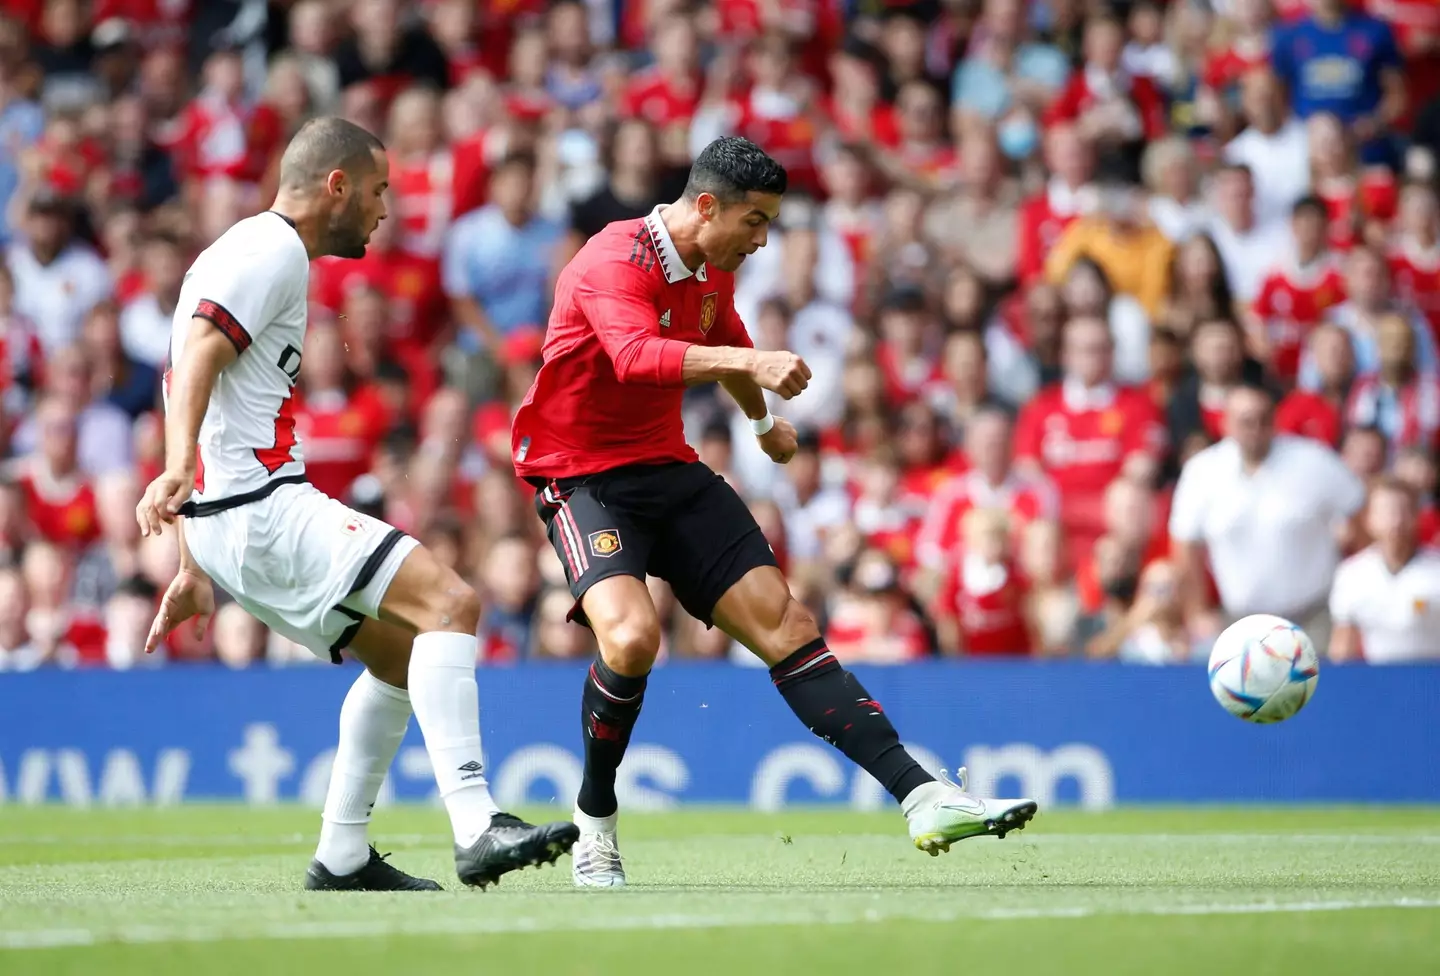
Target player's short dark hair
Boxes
[684,137,787,204]
[278,116,385,191]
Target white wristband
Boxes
[750,412,775,436]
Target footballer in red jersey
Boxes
[515,137,1036,886]
[1014,317,1166,562]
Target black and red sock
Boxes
[769,638,935,803]
[577,657,647,818]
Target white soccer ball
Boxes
[1207,614,1320,723]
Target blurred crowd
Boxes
[2,0,1440,670]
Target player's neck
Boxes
[656,202,707,272]
[269,193,330,259]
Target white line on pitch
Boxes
[3,897,1439,951]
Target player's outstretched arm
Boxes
[136,317,239,537]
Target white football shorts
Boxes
[183,480,419,662]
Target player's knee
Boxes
[596,612,661,676]
[423,577,482,636]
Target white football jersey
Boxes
[166,212,310,510]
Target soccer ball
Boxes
[1207,614,1320,723]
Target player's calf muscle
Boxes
[713,567,820,665]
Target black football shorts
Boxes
[529,461,778,628]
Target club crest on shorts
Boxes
[588,530,622,558]
[699,293,717,334]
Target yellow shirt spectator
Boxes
[1045,216,1175,319]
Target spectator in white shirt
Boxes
[1171,383,1365,651]
[118,231,186,369]
[5,191,112,353]
[771,427,851,570]
[1330,478,1440,663]
[1224,68,1311,224]
[1207,163,1293,305]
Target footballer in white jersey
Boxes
[136,117,579,893]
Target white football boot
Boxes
[571,807,626,888]
[903,767,1038,856]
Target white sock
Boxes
[573,805,618,835]
[408,631,501,847]
[315,669,412,875]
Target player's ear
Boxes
[325,169,347,198]
[696,191,719,221]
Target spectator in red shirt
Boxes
[385,87,456,260]
[1170,317,1260,453]
[295,321,391,502]
[933,506,1034,656]
[826,546,935,663]
[916,406,1058,574]
[1015,315,1166,561]
[17,396,99,550]
[22,539,106,667]
[825,37,898,148]
[622,14,702,164]
[1308,112,1398,252]
[878,80,960,192]
[1389,181,1440,343]
[1250,195,1347,381]
[1277,322,1357,447]
[874,286,942,407]
[1017,124,1096,284]
[1395,445,1440,544]
[1045,14,1167,181]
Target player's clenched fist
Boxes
[750,350,811,399]
[758,415,798,464]
[136,469,194,538]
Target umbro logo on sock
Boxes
[457,761,484,774]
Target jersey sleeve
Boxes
[574,258,691,387]
[191,240,305,353]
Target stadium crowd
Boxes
[2,0,1440,670]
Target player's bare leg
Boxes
[305,617,441,891]
[712,566,1038,854]
[379,546,578,888]
[568,575,663,888]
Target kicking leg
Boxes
[712,566,1038,853]
[570,575,662,888]
[306,617,440,891]
[380,546,578,888]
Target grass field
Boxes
[1,805,1438,975]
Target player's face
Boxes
[702,191,781,272]
[327,149,389,259]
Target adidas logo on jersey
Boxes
[659,309,671,329]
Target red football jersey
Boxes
[172,95,283,184]
[621,70,702,127]
[19,468,99,549]
[1275,390,1344,448]
[310,249,446,350]
[293,387,390,501]
[1389,241,1440,344]
[389,151,454,260]
[914,470,1059,571]
[1317,172,1399,251]
[1251,257,1347,382]
[512,211,753,478]
[1044,71,1168,141]
[728,95,819,195]
[1016,184,1085,284]
[825,600,933,663]
[1013,384,1166,557]
[935,559,1033,656]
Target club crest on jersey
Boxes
[1100,409,1123,436]
[588,530,622,558]
[341,514,366,535]
[699,293,718,334]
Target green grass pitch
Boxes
[2,806,1438,975]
